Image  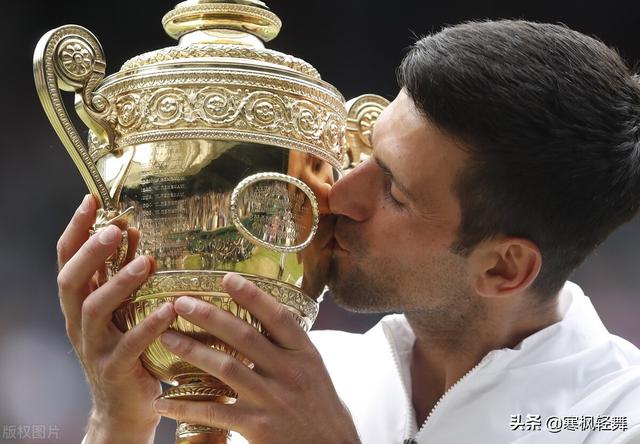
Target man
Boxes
[61,20,640,443]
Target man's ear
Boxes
[468,237,542,299]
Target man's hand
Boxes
[57,195,176,444]
[152,273,361,444]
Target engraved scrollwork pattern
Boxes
[120,45,320,79]
[148,88,192,126]
[164,385,236,399]
[56,38,95,81]
[115,93,142,129]
[357,108,382,146]
[101,84,346,167]
[324,113,346,159]
[195,86,243,124]
[177,423,228,437]
[134,271,318,325]
[53,35,112,122]
[243,91,287,131]
[292,101,323,139]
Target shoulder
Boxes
[307,315,399,386]
[562,346,640,443]
[609,334,640,365]
[307,316,408,438]
[308,314,404,360]
[308,319,388,364]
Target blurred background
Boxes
[2,0,640,442]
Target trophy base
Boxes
[175,425,229,444]
[164,374,236,444]
[112,271,320,443]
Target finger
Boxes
[153,399,244,435]
[58,224,123,335]
[81,255,152,345]
[222,274,309,351]
[94,225,143,289]
[57,194,97,270]
[95,262,108,290]
[96,226,141,287]
[110,302,176,371]
[58,224,122,295]
[173,296,279,373]
[160,331,265,401]
[124,227,140,265]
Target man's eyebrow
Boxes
[374,155,416,203]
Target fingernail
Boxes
[78,194,91,214]
[127,256,148,275]
[175,296,196,315]
[153,399,169,413]
[157,303,174,321]
[225,273,245,292]
[161,331,182,348]
[99,225,118,245]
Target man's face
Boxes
[328,90,479,321]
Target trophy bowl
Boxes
[34,1,388,442]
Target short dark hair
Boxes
[398,20,640,299]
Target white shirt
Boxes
[309,281,640,443]
[83,282,640,443]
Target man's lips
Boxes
[331,235,349,253]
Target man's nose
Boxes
[329,158,376,222]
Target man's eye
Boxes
[383,181,404,208]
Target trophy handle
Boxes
[34,25,132,272]
[230,172,320,253]
[345,94,390,170]
[33,25,117,215]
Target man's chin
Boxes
[326,259,394,314]
[328,289,395,314]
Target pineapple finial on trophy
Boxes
[163,0,282,47]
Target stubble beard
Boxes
[327,218,398,313]
[327,253,399,313]
[327,238,487,339]
[327,217,485,332]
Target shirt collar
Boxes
[379,281,609,378]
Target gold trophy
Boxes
[34,1,388,443]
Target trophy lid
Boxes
[120,0,321,80]
[82,0,346,171]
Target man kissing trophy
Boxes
[34,1,388,442]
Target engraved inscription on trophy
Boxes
[140,175,187,268]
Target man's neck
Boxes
[405,289,572,426]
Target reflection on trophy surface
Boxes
[34,0,388,442]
